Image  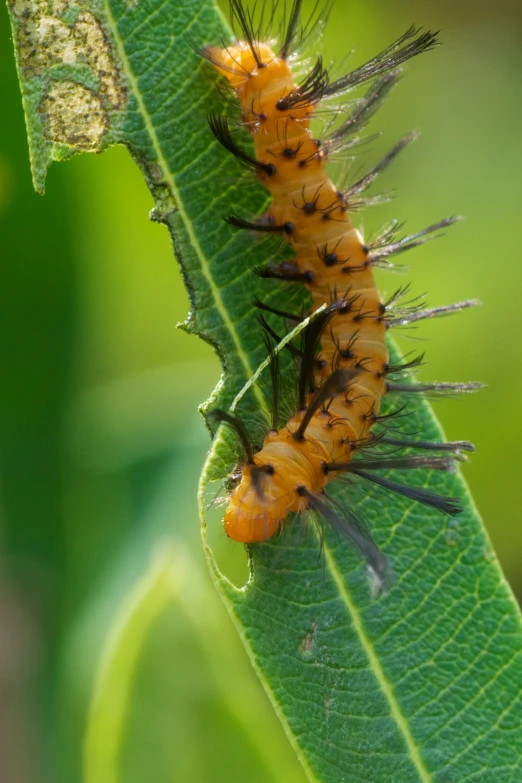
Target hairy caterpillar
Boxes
[203,0,480,585]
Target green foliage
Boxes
[6,0,522,780]
[81,542,306,783]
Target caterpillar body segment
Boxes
[220,328,377,545]
[207,35,389,466]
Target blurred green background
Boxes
[1,0,521,780]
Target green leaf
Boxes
[203,397,522,782]
[7,0,522,781]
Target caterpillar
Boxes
[203,0,480,586]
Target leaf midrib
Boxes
[323,543,432,783]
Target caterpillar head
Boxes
[223,461,296,543]
[223,437,326,543]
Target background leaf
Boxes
[81,540,306,783]
[3,0,522,780]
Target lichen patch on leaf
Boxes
[40,80,106,148]
[8,0,126,189]
[70,12,125,109]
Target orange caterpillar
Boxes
[204,1,479,583]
